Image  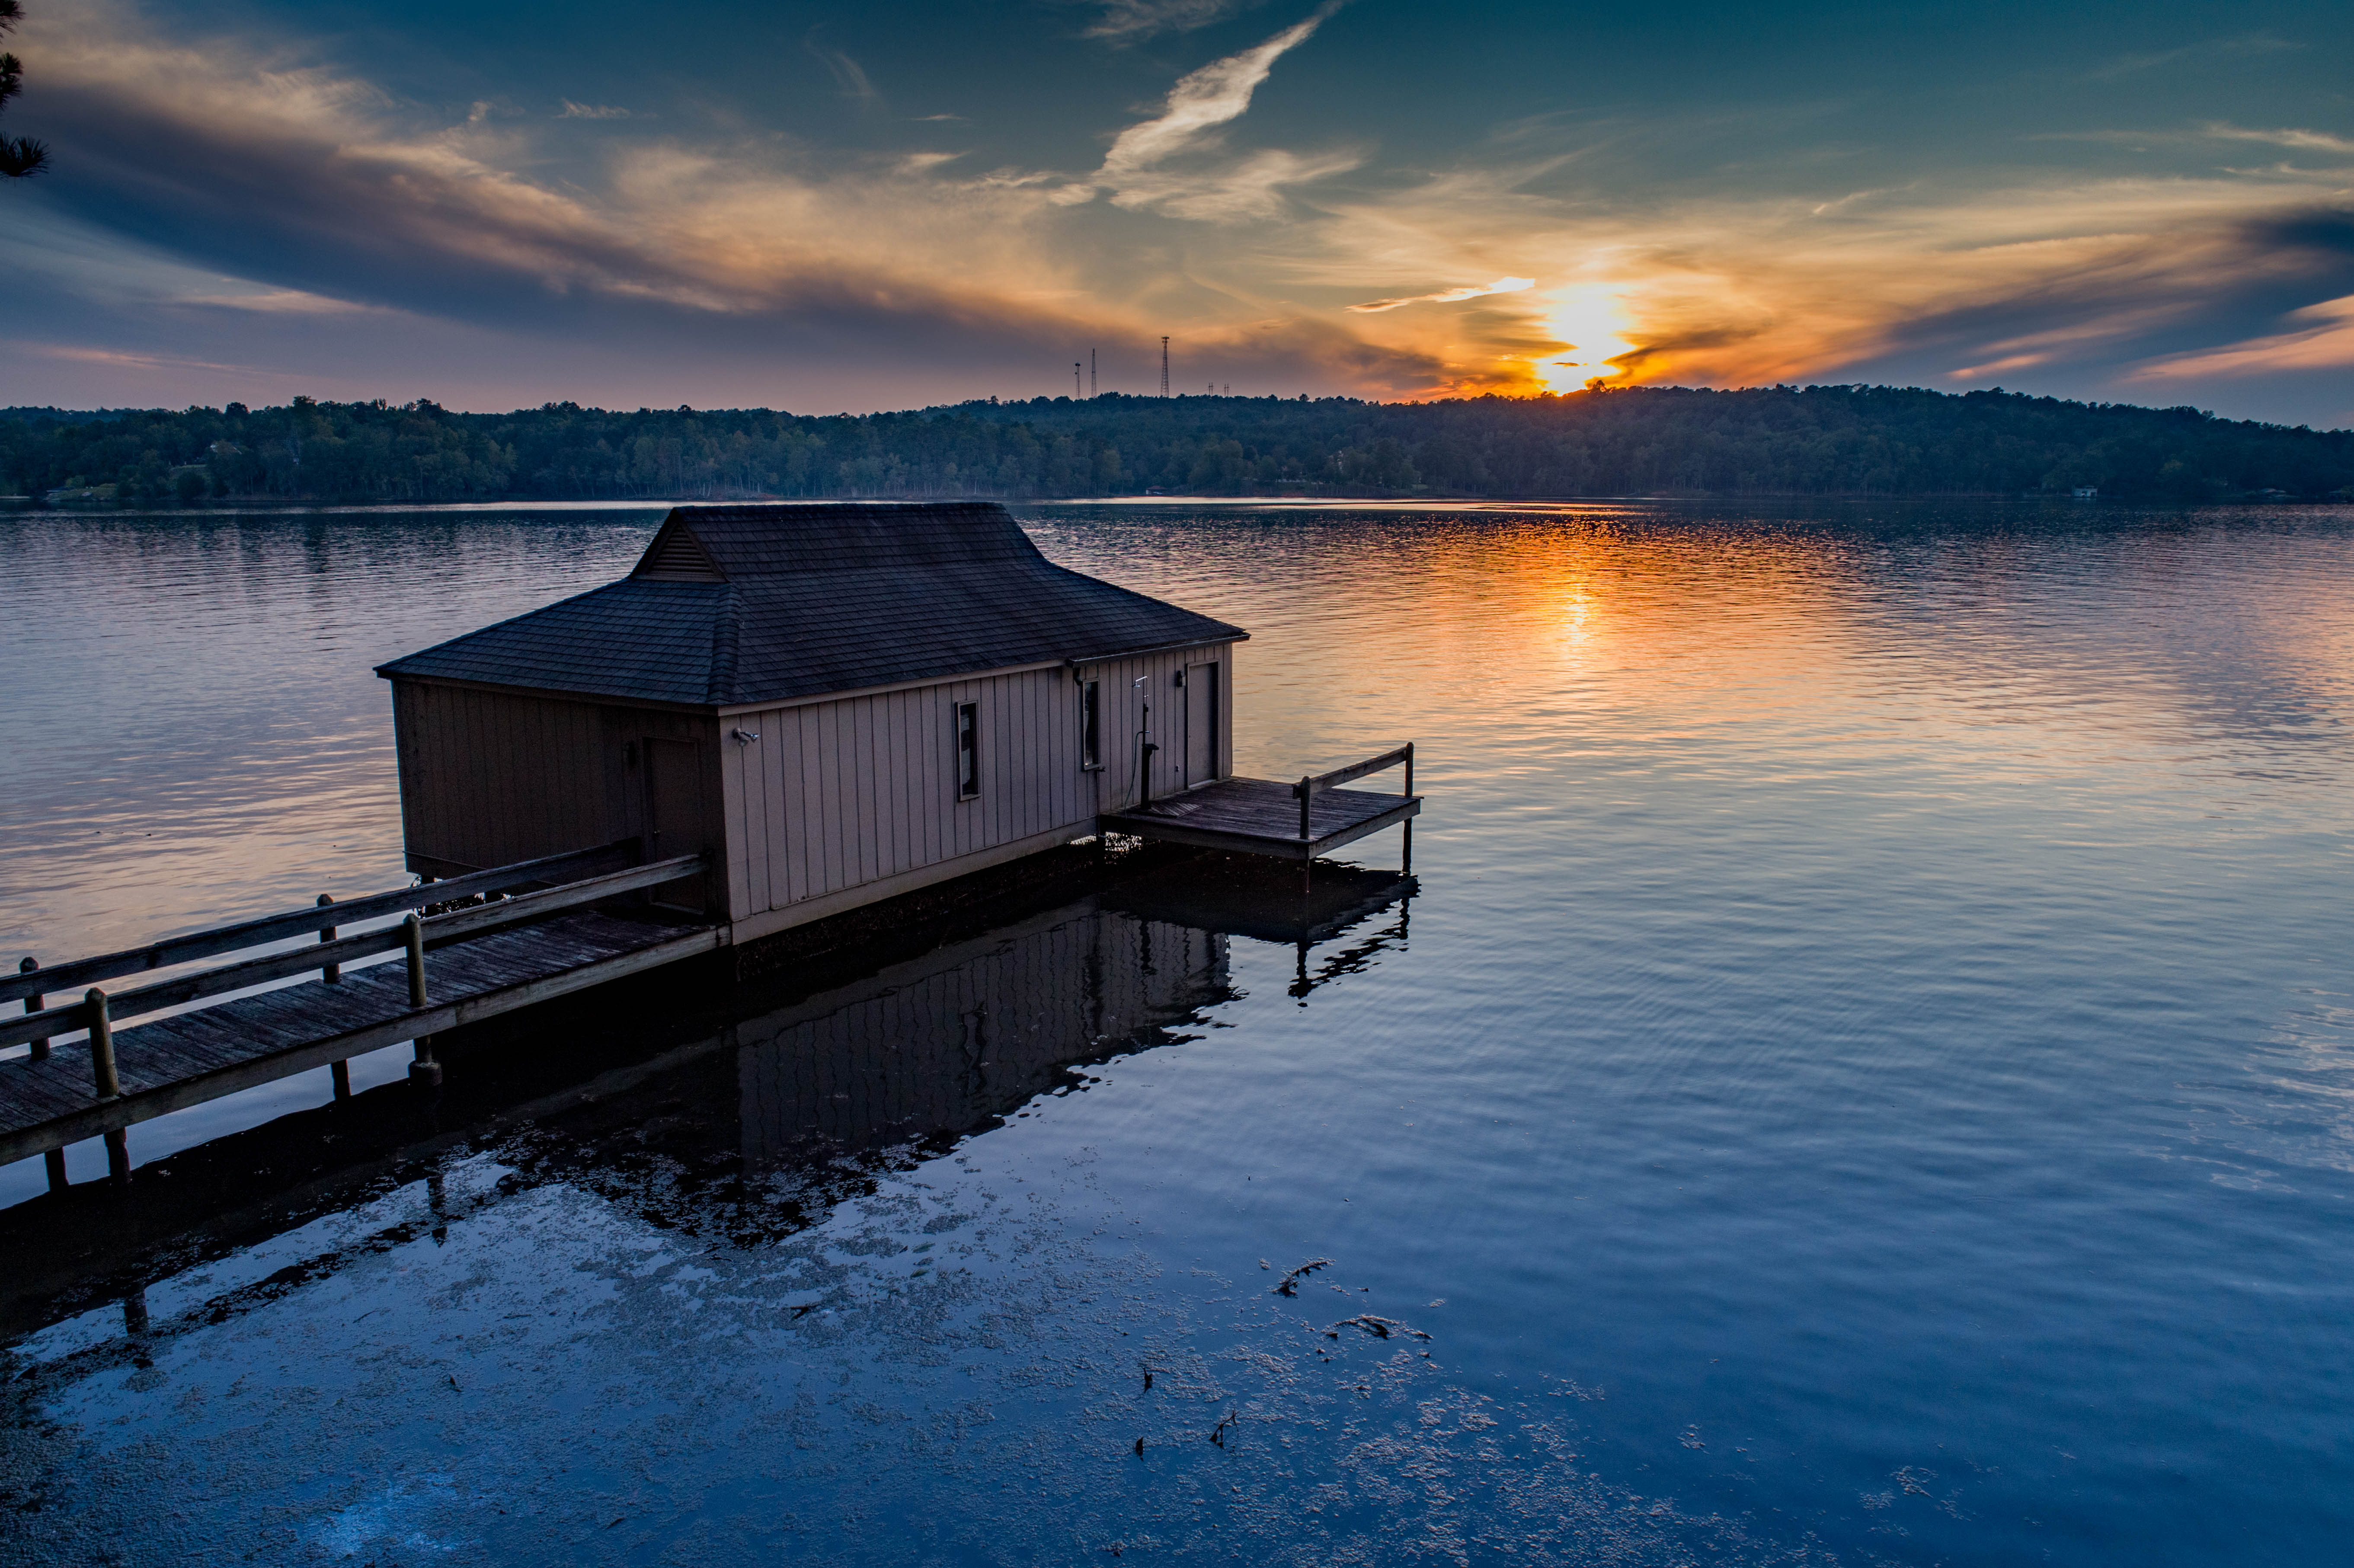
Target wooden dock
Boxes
[1104,744,1421,862]
[4,745,1423,1191]
[2,844,721,1182]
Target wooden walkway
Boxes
[1104,744,1422,862]
[3,846,722,1176]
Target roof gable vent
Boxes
[633,523,726,582]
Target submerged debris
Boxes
[1272,1258,1333,1297]
[1331,1314,1430,1341]
[1210,1411,1235,1447]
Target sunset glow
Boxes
[1532,287,1641,393]
[0,1,2346,424]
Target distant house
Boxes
[2072,486,2098,499]
[377,503,1245,941]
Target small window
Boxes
[955,702,980,799]
[1080,680,1101,770]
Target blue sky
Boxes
[3,0,2351,422]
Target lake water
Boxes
[3,500,2352,1565]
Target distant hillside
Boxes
[4,386,2350,505]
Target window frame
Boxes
[1079,679,1102,771]
[954,700,981,801]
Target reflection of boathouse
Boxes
[724,858,1413,1163]
[735,901,1229,1164]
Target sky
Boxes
[1,0,2351,423]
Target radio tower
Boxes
[1090,349,1097,399]
[1160,337,1170,398]
[1074,362,1082,399]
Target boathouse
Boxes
[376,502,1250,941]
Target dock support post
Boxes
[320,894,350,1096]
[44,1149,67,1192]
[103,1130,130,1185]
[19,956,48,1060]
[404,912,442,1088]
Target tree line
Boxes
[5,384,2351,505]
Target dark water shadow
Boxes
[0,843,1415,1343]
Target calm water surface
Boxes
[2,500,2352,1565]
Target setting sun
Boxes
[1534,286,1639,392]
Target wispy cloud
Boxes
[1348,277,1535,313]
[1082,0,1260,42]
[2196,122,2354,156]
[2132,294,2354,380]
[175,286,382,314]
[25,343,273,374]
[2035,122,2354,159]
[557,100,632,120]
[804,31,880,105]
[2086,34,2300,82]
[1099,3,1337,176]
[1054,2,1352,219]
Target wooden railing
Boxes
[0,839,638,1009]
[2,849,705,1097]
[1294,743,1415,840]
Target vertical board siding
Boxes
[732,660,1133,915]
[389,680,636,872]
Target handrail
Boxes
[0,840,639,1005]
[421,854,703,942]
[0,851,705,1051]
[1297,743,1414,797]
[1292,744,1416,840]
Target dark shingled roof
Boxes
[376,502,1247,707]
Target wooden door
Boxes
[643,737,713,913]
[1182,661,1219,787]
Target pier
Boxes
[1,843,720,1181]
[1105,744,1420,862]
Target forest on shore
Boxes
[4,384,2351,505]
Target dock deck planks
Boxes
[2,910,718,1166]
[1103,776,1421,862]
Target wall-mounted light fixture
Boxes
[730,727,760,745]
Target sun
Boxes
[1533,287,1638,393]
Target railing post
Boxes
[405,912,441,1088]
[19,955,47,1060]
[86,987,131,1185]
[1298,776,1313,842]
[35,964,70,1187]
[1403,743,1414,799]
[317,894,340,983]
[405,911,427,1009]
[86,987,119,1099]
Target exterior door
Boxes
[1182,661,1219,787]
[643,737,713,913]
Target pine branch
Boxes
[0,134,44,177]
